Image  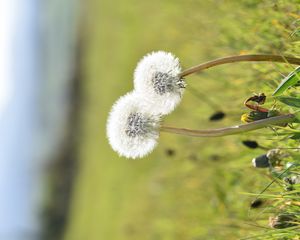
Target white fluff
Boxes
[134,51,185,115]
[106,92,161,159]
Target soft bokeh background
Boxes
[0,0,79,239]
[0,0,299,240]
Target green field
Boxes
[64,0,300,239]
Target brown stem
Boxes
[179,54,300,77]
[160,114,295,137]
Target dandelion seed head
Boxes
[106,92,160,159]
[134,51,184,115]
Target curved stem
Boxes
[179,54,300,77]
[160,114,295,137]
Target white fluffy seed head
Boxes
[106,92,161,159]
[134,51,185,115]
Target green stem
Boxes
[179,54,300,77]
[160,114,295,137]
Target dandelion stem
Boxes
[161,114,295,137]
[179,54,300,77]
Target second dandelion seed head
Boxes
[134,51,185,115]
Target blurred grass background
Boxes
[62,0,300,239]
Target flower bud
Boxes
[269,213,297,229]
[252,154,270,168]
[241,111,269,123]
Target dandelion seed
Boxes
[106,92,161,159]
[209,111,226,121]
[134,51,184,115]
[284,175,300,185]
[250,199,264,208]
[242,140,259,149]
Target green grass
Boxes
[64,0,300,239]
